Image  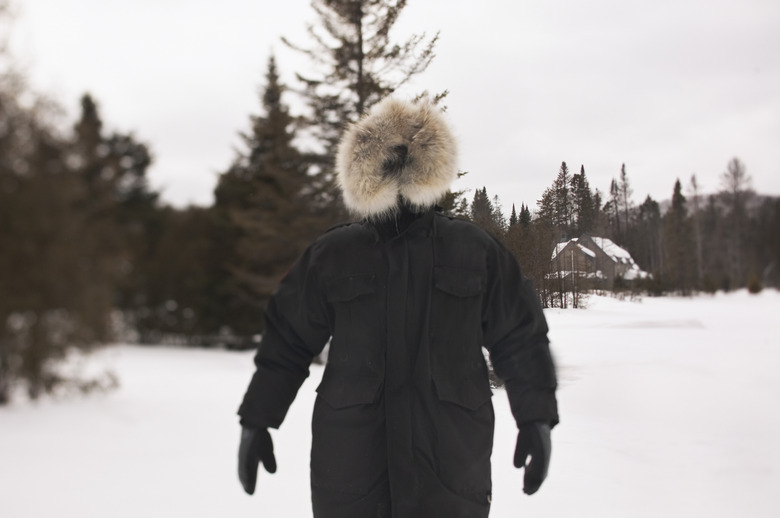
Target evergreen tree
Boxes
[470,187,492,225]
[491,194,507,233]
[554,161,572,235]
[537,162,573,241]
[571,165,595,236]
[468,187,505,240]
[70,94,160,327]
[663,179,695,293]
[509,204,518,227]
[213,55,319,337]
[438,171,470,218]
[0,87,120,401]
[284,0,439,216]
[519,203,532,229]
[635,195,662,275]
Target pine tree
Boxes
[284,0,439,215]
[491,195,507,232]
[470,187,494,227]
[663,179,694,294]
[468,187,506,240]
[635,195,662,275]
[519,203,532,229]
[554,162,572,235]
[509,204,518,228]
[70,94,160,327]
[438,171,470,218]
[571,165,595,236]
[0,86,123,401]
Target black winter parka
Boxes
[238,209,558,518]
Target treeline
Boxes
[0,0,439,402]
[464,161,780,308]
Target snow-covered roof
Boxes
[551,239,596,261]
[578,244,596,258]
[552,242,570,260]
[589,237,635,265]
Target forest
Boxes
[1,0,778,403]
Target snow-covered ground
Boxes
[1,290,779,517]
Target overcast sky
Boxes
[9,0,780,209]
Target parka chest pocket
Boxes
[434,266,485,298]
[432,267,485,335]
[430,267,487,383]
[324,273,384,377]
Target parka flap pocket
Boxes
[316,374,383,409]
[433,376,492,411]
[325,273,376,302]
[434,267,484,297]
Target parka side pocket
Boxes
[430,371,494,504]
[432,375,492,411]
[316,370,383,409]
[311,371,386,495]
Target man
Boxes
[237,97,558,517]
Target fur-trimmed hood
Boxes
[335,97,458,219]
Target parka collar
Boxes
[366,205,437,243]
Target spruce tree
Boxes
[571,165,595,236]
[519,203,532,229]
[509,204,518,227]
[214,55,318,336]
[663,179,695,293]
[0,87,123,401]
[688,174,704,285]
[635,195,662,275]
[554,162,572,235]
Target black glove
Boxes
[513,422,551,495]
[238,427,277,495]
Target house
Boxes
[550,235,649,289]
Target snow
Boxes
[552,242,570,260]
[590,237,635,264]
[577,244,596,258]
[2,290,779,517]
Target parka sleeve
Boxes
[483,242,559,428]
[238,243,332,429]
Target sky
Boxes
[7,0,780,209]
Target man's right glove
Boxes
[238,427,277,495]
[513,422,552,495]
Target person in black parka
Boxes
[237,97,559,518]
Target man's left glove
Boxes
[238,427,277,495]
[513,422,552,495]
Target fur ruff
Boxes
[335,97,458,219]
